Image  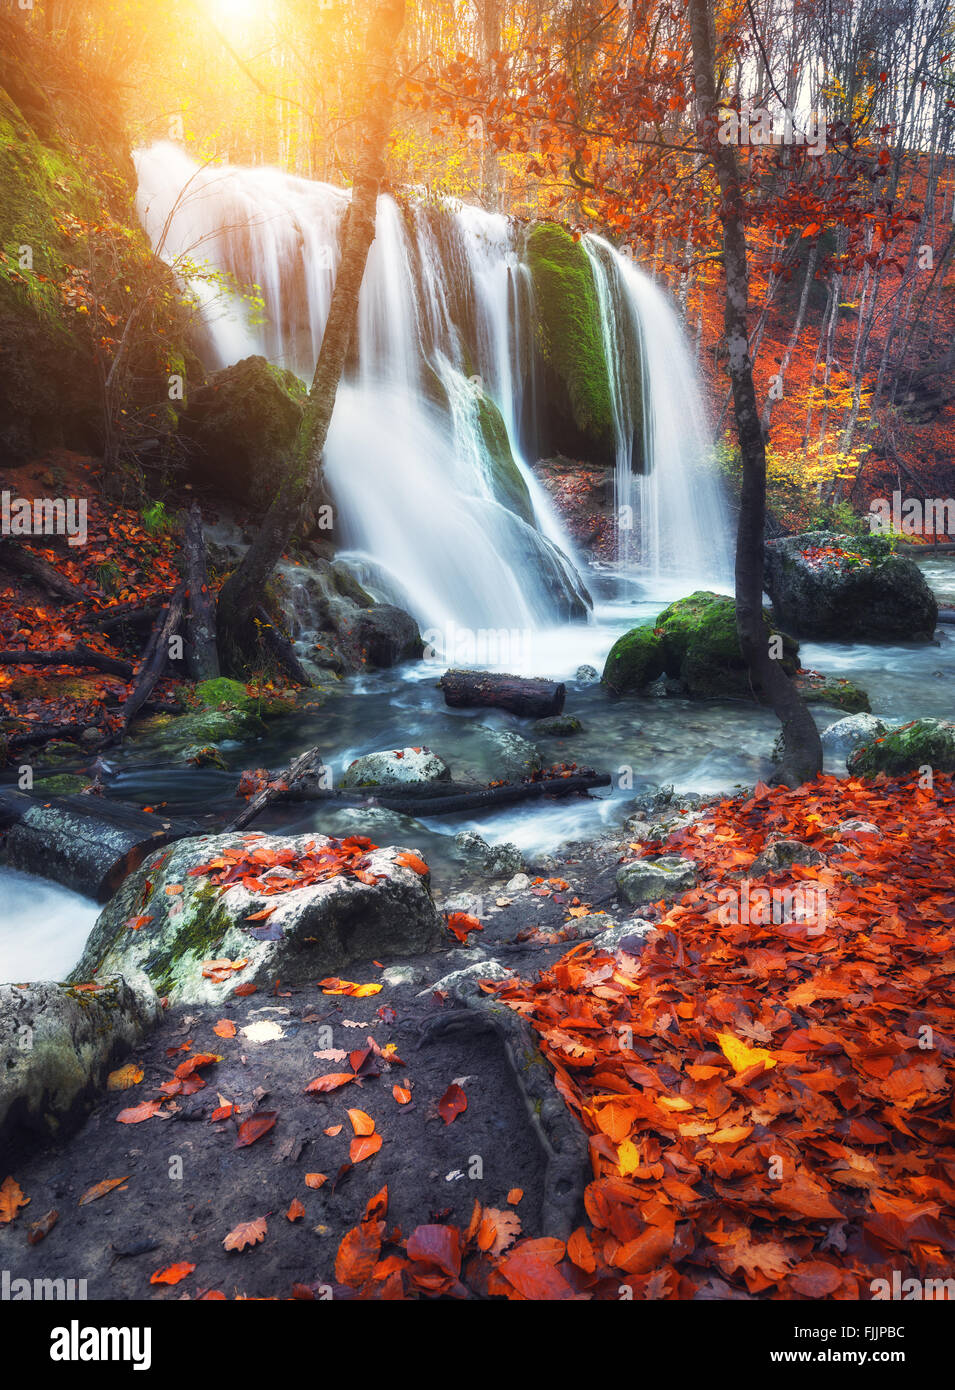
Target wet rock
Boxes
[575,664,600,685]
[821,713,889,760]
[352,604,423,667]
[130,706,266,763]
[485,843,525,876]
[616,855,698,906]
[589,920,654,953]
[533,714,583,737]
[602,625,665,694]
[419,959,515,1001]
[836,819,882,838]
[72,833,447,1006]
[0,973,161,1146]
[848,718,955,777]
[749,838,825,875]
[341,747,452,789]
[796,673,871,714]
[505,872,531,894]
[179,355,305,505]
[475,728,543,780]
[764,531,938,641]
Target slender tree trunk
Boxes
[687,0,821,787]
[216,0,406,676]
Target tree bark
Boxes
[687,0,821,787]
[120,585,186,735]
[216,0,406,677]
[182,504,220,682]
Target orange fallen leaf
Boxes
[78,1177,129,1206]
[347,1108,376,1136]
[116,1101,163,1124]
[213,1019,237,1038]
[305,1173,328,1189]
[286,1199,305,1222]
[349,1133,383,1163]
[223,1217,267,1251]
[0,1177,30,1224]
[150,1262,195,1285]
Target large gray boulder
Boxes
[616,855,698,906]
[764,532,937,641]
[821,713,890,761]
[341,747,451,789]
[0,973,161,1145]
[72,832,448,1005]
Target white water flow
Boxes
[135,143,729,641]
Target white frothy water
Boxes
[0,869,99,982]
[134,143,729,638]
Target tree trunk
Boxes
[182,504,220,682]
[216,0,406,676]
[687,0,821,788]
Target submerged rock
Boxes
[796,673,871,714]
[532,714,583,737]
[615,854,698,906]
[0,973,161,1146]
[72,833,448,1005]
[130,705,266,764]
[764,532,938,641]
[279,557,422,673]
[341,747,452,789]
[848,718,955,777]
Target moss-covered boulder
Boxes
[526,223,616,468]
[796,673,870,714]
[658,591,798,699]
[72,833,448,1005]
[0,974,161,1146]
[602,626,665,694]
[130,706,266,764]
[848,719,955,777]
[180,355,306,504]
[764,532,938,641]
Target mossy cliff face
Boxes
[602,591,799,699]
[525,223,616,469]
[474,390,536,526]
[0,21,191,462]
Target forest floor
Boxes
[3,773,954,1300]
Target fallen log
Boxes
[0,645,134,679]
[239,769,611,821]
[81,596,172,635]
[0,538,85,602]
[439,669,565,718]
[227,746,329,832]
[183,504,220,682]
[0,789,196,901]
[120,584,186,735]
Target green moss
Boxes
[142,882,232,998]
[475,391,535,525]
[798,676,871,714]
[33,773,89,796]
[601,625,665,694]
[526,223,615,465]
[654,591,798,699]
[848,719,955,777]
[195,676,255,710]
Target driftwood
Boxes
[0,538,85,602]
[120,584,186,734]
[234,765,611,824]
[255,606,311,685]
[0,645,134,679]
[439,669,566,718]
[0,788,195,901]
[227,747,329,831]
[183,504,220,682]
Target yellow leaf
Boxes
[716,1031,777,1074]
[617,1139,640,1176]
[107,1063,143,1091]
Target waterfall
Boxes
[584,237,732,583]
[134,143,729,640]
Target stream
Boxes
[4,557,952,983]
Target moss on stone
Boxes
[526,223,615,467]
[195,677,255,711]
[475,391,536,525]
[652,591,798,699]
[798,676,871,714]
[601,625,665,694]
[848,719,955,777]
[33,773,89,796]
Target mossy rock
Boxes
[526,223,616,468]
[195,677,257,711]
[797,675,871,714]
[475,391,536,525]
[179,355,306,505]
[602,626,665,694]
[848,719,955,777]
[132,706,266,758]
[33,772,90,796]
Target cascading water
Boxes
[584,237,732,583]
[134,142,729,642]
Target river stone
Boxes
[476,728,543,780]
[764,531,938,641]
[821,713,889,760]
[340,747,452,789]
[71,833,448,1006]
[616,855,698,906]
[0,973,161,1146]
[848,718,955,777]
[533,714,583,737]
[749,839,825,875]
[575,664,600,686]
[589,920,655,953]
[420,959,515,1001]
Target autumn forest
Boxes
[1,0,954,1345]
